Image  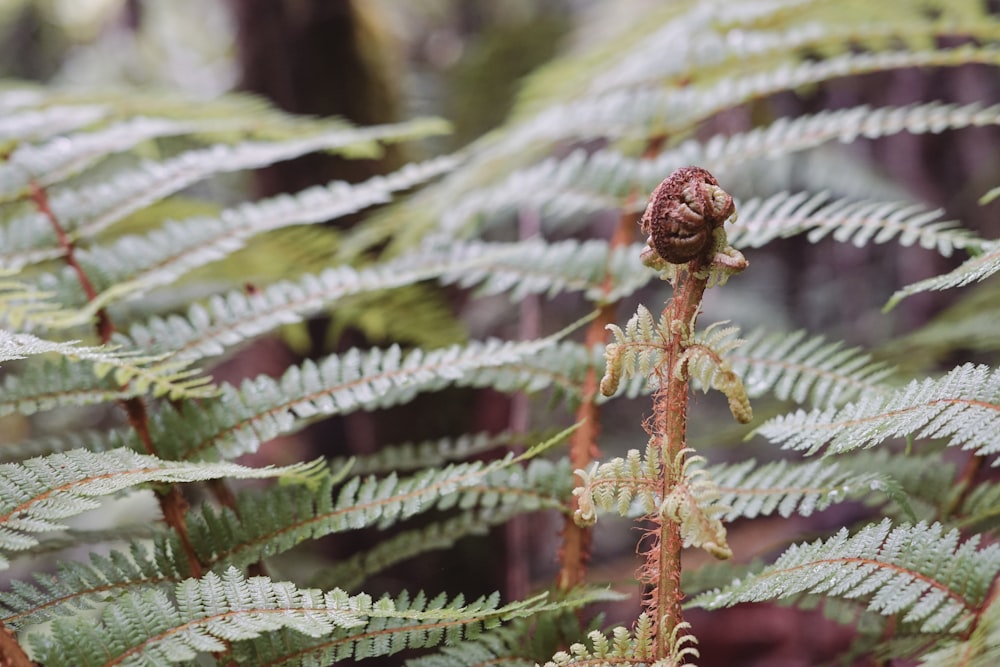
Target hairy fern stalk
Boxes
[2,1,1000,665]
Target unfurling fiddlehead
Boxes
[583,166,750,661]
[639,166,735,265]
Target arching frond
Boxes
[0,449,319,568]
[729,190,981,256]
[0,117,450,270]
[31,567,583,667]
[732,328,896,408]
[118,239,645,362]
[0,541,184,630]
[0,104,108,143]
[0,330,215,404]
[887,240,1000,310]
[328,431,524,477]
[187,458,569,572]
[504,46,1000,161]
[314,508,522,593]
[145,335,579,461]
[35,157,455,310]
[0,116,202,200]
[756,363,1000,459]
[691,519,1000,634]
[709,457,905,521]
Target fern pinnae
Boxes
[117,239,633,363]
[708,457,904,521]
[732,328,896,408]
[431,102,1000,244]
[0,449,319,568]
[0,541,184,630]
[154,335,581,462]
[887,240,1000,310]
[0,116,201,201]
[31,567,588,666]
[0,104,108,143]
[691,519,1000,634]
[756,363,1000,458]
[312,508,522,593]
[729,190,981,256]
[0,118,451,271]
[37,156,456,310]
[191,458,569,572]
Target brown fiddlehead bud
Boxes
[640,166,735,265]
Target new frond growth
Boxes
[543,614,697,667]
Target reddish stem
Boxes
[647,261,709,659]
[29,181,205,578]
[557,211,637,591]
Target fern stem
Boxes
[31,180,208,579]
[28,181,112,340]
[0,622,34,667]
[558,211,637,591]
[648,262,708,659]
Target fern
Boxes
[138,336,579,462]
[0,449,318,568]
[0,330,215,403]
[692,519,1000,634]
[729,190,982,256]
[887,240,1000,309]
[3,2,1000,663]
[756,363,1000,458]
[732,328,896,408]
[185,458,569,572]
[28,566,560,666]
[709,457,908,521]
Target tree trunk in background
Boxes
[232,0,402,196]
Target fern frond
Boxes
[681,321,753,424]
[0,118,450,270]
[0,330,215,404]
[0,448,318,568]
[887,240,1000,310]
[329,431,524,476]
[709,457,905,521]
[729,190,981,256]
[0,541,183,630]
[147,336,574,461]
[507,46,1000,158]
[432,102,1000,243]
[918,595,1000,666]
[34,156,455,312]
[573,442,660,526]
[31,567,572,666]
[118,239,642,362]
[691,519,1000,634]
[756,363,1000,458]
[600,304,666,397]
[0,104,108,143]
[661,450,733,559]
[189,458,569,572]
[733,328,896,408]
[543,614,697,667]
[315,508,522,593]
[0,116,203,200]
[0,356,139,416]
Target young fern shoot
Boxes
[582,167,751,662]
